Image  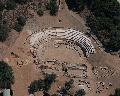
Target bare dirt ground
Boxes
[0,0,120,96]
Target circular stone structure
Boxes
[29,28,95,57]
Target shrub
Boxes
[0,24,9,42]
[6,0,16,10]
[14,16,26,32]
[51,94,59,96]
[86,0,120,51]
[28,80,39,94]
[0,61,14,89]
[14,0,32,4]
[17,16,26,26]
[77,0,85,11]
[75,89,86,96]
[28,74,56,94]
[37,8,44,16]
[59,79,73,95]
[44,73,56,91]
[49,0,58,16]
[0,2,5,11]
[14,22,23,32]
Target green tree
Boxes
[29,80,39,94]
[77,0,85,11]
[0,61,14,89]
[51,94,59,96]
[49,0,58,16]
[14,16,26,32]
[86,0,120,51]
[14,22,23,32]
[59,79,73,95]
[28,73,56,94]
[17,16,26,26]
[115,88,120,96]
[37,79,45,91]
[37,8,44,16]
[0,24,9,42]
[14,0,32,4]
[65,79,74,90]
[110,88,120,96]
[44,73,56,91]
[6,0,16,10]
[0,2,5,11]
[75,89,86,96]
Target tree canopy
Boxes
[75,89,86,96]
[65,0,120,51]
[49,0,58,16]
[0,24,10,42]
[110,88,120,96]
[86,0,120,51]
[14,16,26,32]
[6,0,17,10]
[0,61,14,89]
[28,73,56,94]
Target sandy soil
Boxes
[0,0,120,96]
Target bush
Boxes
[0,61,14,89]
[29,80,39,94]
[110,88,120,96]
[14,0,32,4]
[49,0,58,16]
[14,22,23,32]
[17,16,26,26]
[65,0,79,11]
[59,79,73,95]
[114,88,120,96]
[37,8,44,16]
[86,0,120,51]
[75,89,86,96]
[14,16,26,32]
[28,73,56,94]
[0,2,5,11]
[6,0,16,10]
[44,73,56,91]
[51,94,59,96]
[67,0,120,51]
[0,24,9,42]
[77,0,85,11]
[28,79,45,94]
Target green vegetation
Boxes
[75,89,86,96]
[0,61,14,89]
[0,2,5,11]
[14,22,23,32]
[37,8,44,16]
[49,0,58,16]
[0,0,29,42]
[51,94,59,96]
[110,88,120,96]
[28,73,56,94]
[59,79,74,95]
[86,0,120,51]
[6,0,16,10]
[66,0,120,52]
[44,73,56,91]
[0,24,10,42]
[14,0,32,4]
[14,16,26,32]
[77,0,85,11]
[17,16,26,26]
[29,80,44,94]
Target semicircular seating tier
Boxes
[29,28,95,57]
